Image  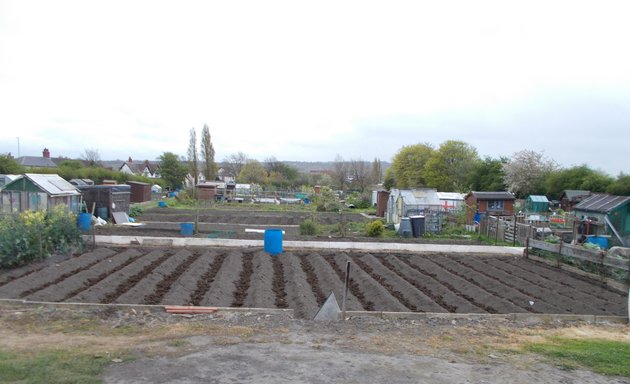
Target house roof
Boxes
[561,190,591,200]
[17,156,58,168]
[574,193,630,214]
[9,174,81,196]
[467,191,515,201]
[527,195,549,203]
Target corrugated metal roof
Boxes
[468,191,515,200]
[436,192,465,201]
[528,195,549,203]
[574,193,630,214]
[24,173,81,196]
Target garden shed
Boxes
[77,184,131,220]
[526,195,550,213]
[465,191,515,224]
[573,193,630,247]
[0,173,81,214]
[560,190,590,212]
[127,181,151,203]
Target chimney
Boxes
[128,156,133,163]
[43,148,50,158]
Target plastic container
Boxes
[158,201,167,208]
[586,236,609,249]
[409,215,425,238]
[398,217,412,238]
[77,212,92,231]
[264,228,283,256]
[97,207,108,220]
[180,223,194,236]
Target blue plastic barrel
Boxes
[77,212,92,231]
[158,201,167,208]
[264,228,283,256]
[180,223,194,236]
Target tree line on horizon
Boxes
[383,140,630,199]
[2,136,629,199]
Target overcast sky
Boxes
[1,1,629,175]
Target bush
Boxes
[129,205,144,218]
[314,187,341,212]
[365,220,385,237]
[299,219,320,236]
[0,206,82,268]
[346,192,372,209]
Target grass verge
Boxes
[526,337,630,377]
[0,349,115,384]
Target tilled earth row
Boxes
[0,247,626,319]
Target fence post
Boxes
[513,214,517,247]
[557,239,563,268]
[525,237,529,258]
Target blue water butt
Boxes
[180,222,194,236]
[77,212,92,231]
[264,228,283,256]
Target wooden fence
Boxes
[479,215,629,289]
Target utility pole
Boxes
[16,137,20,157]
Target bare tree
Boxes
[223,152,248,180]
[81,148,101,167]
[187,128,199,186]
[331,154,348,191]
[349,158,370,192]
[200,123,216,181]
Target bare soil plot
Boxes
[1,247,625,318]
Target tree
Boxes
[424,140,478,192]
[223,152,247,180]
[331,154,348,191]
[349,158,370,192]
[187,128,199,186]
[200,123,217,181]
[0,154,22,174]
[390,143,434,188]
[238,159,267,184]
[370,157,383,185]
[503,150,557,198]
[159,152,188,189]
[383,167,395,191]
[545,165,613,199]
[81,148,101,167]
[466,156,507,192]
[607,173,630,196]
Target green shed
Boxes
[526,195,550,213]
[574,193,630,247]
[0,173,81,214]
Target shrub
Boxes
[299,219,320,236]
[0,206,82,268]
[365,220,385,237]
[314,187,341,212]
[129,205,144,218]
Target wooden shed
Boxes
[465,191,516,224]
[560,190,590,212]
[0,173,81,214]
[127,181,151,203]
[77,184,131,220]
